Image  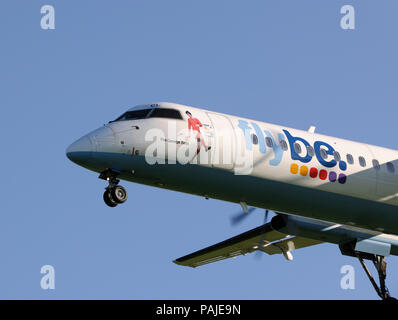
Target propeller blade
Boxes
[264,209,269,224]
[230,207,256,226]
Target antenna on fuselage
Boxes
[308,126,316,133]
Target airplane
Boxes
[66,102,398,300]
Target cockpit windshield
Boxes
[111,109,152,122]
[110,107,183,123]
[149,108,182,120]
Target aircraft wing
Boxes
[173,223,323,268]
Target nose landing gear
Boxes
[99,170,128,207]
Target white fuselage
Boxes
[66,102,398,234]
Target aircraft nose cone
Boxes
[66,135,93,165]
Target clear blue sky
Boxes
[1,0,397,299]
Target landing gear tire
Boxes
[103,190,118,207]
[110,185,128,204]
[99,169,128,208]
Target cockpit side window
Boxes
[149,108,183,120]
[111,109,152,122]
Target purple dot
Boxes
[329,171,337,182]
[338,173,347,184]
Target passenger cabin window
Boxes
[386,162,395,173]
[280,140,288,151]
[346,154,354,164]
[149,108,183,120]
[251,134,258,145]
[333,151,341,162]
[294,142,302,154]
[372,159,381,170]
[306,145,315,157]
[112,109,152,122]
[320,148,328,160]
[359,156,366,167]
[265,137,273,148]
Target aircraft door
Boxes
[206,112,236,171]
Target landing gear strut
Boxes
[356,254,396,300]
[99,170,128,207]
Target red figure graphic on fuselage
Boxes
[186,111,211,155]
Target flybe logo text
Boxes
[238,121,347,171]
[283,129,348,171]
[238,120,285,166]
[283,130,346,170]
